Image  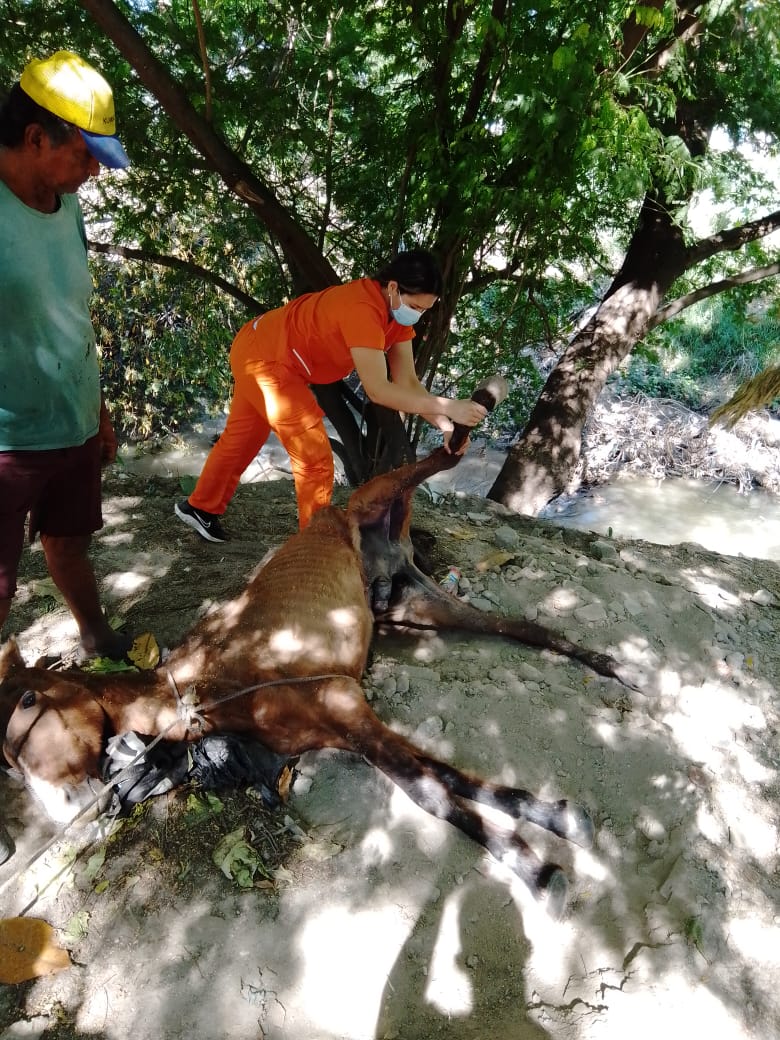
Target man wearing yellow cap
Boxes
[0,51,131,660]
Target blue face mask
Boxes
[390,290,423,326]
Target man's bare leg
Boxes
[41,533,130,658]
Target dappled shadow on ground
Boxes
[1,469,779,1039]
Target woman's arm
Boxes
[351,343,487,431]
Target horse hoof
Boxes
[615,662,646,692]
[536,864,568,919]
[0,822,14,865]
[557,802,595,849]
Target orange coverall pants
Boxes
[189,319,334,530]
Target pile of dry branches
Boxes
[582,393,780,494]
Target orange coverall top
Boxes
[238,277,415,383]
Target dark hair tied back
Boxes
[373,249,443,297]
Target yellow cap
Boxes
[20,50,116,135]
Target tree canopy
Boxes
[3,1,780,503]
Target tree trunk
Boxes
[312,384,415,486]
[488,196,689,514]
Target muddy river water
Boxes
[122,434,780,563]
[543,474,780,562]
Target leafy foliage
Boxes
[93,257,239,438]
[617,298,780,410]
[3,0,780,454]
[652,299,780,379]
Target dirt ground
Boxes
[2,455,780,1040]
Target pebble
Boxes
[494,525,520,549]
[516,662,544,681]
[582,733,605,749]
[750,588,776,607]
[635,810,667,842]
[414,716,445,742]
[591,539,619,562]
[488,666,520,683]
[575,602,608,624]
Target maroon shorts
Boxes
[0,435,103,599]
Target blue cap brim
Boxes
[80,129,130,170]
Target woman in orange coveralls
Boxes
[175,249,487,541]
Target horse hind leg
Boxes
[410,755,595,849]
[487,787,595,848]
[305,678,572,914]
[446,794,570,918]
[359,730,570,916]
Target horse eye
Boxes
[21,690,37,709]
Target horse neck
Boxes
[82,670,172,733]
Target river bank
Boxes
[1,452,779,1039]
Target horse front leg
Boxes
[347,375,508,537]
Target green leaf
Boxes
[83,848,106,883]
[552,46,576,72]
[80,657,138,675]
[634,5,666,29]
[179,475,199,496]
[212,827,268,888]
[63,911,90,943]
[184,791,224,826]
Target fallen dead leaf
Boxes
[444,527,477,540]
[687,764,711,789]
[127,632,161,670]
[28,577,65,604]
[0,917,72,984]
[476,549,517,572]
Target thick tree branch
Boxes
[619,0,665,65]
[650,261,780,327]
[627,2,704,78]
[191,0,213,122]
[78,0,338,293]
[687,208,780,265]
[87,240,262,312]
[461,0,507,129]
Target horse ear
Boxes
[0,637,26,680]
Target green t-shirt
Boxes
[0,182,100,451]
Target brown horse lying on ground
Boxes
[0,379,636,917]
